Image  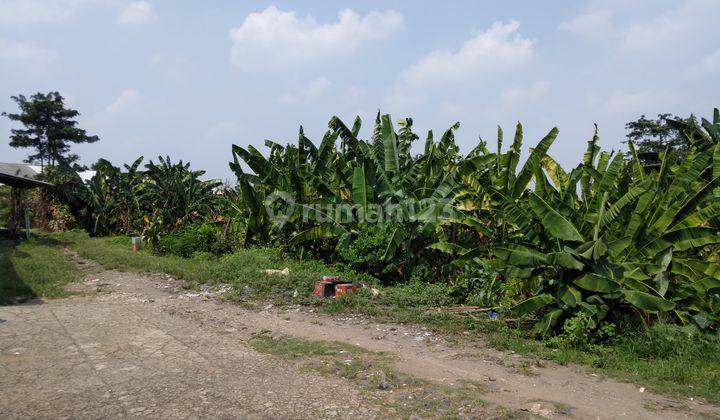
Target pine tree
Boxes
[2,92,99,169]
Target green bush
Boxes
[545,312,618,349]
[336,224,400,281]
[154,222,235,258]
[383,281,458,308]
[447,265,502,307]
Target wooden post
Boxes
[8,187,19,236]
[23,189,30,239]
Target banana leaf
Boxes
[622,290,675,312]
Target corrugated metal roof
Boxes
[0,162,53,188]
[0,162,41,179]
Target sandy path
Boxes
[1,266,718,419]
[0,274,384,418]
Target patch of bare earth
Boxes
[1,261,719,419]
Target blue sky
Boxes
[1,0,719,180]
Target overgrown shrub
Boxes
[40,166,93,232]
[336,224,401,282]
[29,189,76,232]
[141,156,221,236]
[445,262,503,307]
[45,202,76,232]
[545,312,618,349]
[382,281,458,308]
[153,222,235,258]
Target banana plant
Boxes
[228,107,720,327]
[431,110,720,332]
[141,156,221,241]
[229,113,463,279]
[83,173,117,236]
[501,124,718,332]
[81,157,145,235]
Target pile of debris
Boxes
[312,276,361,299]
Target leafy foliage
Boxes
[153,221,236,258]
[2,92,99,168]
[141,156,222,246]
[439,108,720,334]
[336,223,401,281]
[12,99,719,337]
[231,108,720,332]
[624,113,696,167]
[36,156,233,252]
[229,113,461,282]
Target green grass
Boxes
[0,235,83,304]
[53,229,377,305]
[50,230,720,402]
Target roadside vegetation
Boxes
[0,236,82,304]
[2,92,719,401]
[50,229,720,401]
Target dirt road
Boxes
[1,264,718,419]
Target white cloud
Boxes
[106,89,142,113]
[0,0,109,24]
[500,80,550,107]
[402,21,533,86]
[279,77,332,104]
[99,89,167,123]
[620,0,720,54]
[229,6,403,71]
[559,9,615,40]
[118,1,154,24]
[603,90,676,114]
[0,38,55,62]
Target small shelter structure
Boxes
[0,163,54,239]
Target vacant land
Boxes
[1,233,720,418]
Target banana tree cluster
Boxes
[230,107,719,331]
[71,156,222,241]
[229,112,464,279]
[441,109,720,333]
[82,157,145,235]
